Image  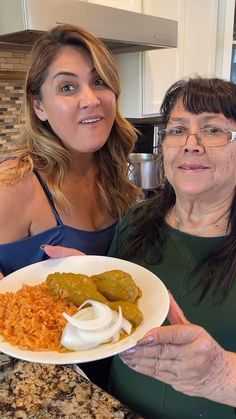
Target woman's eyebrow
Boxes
[169,115,222,123]
[198,115,222,122]
[53,71,77,79]
[53,67,97,80]
[168,117,188,123]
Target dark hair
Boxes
[119,76,236,301]
[160,76,236,123]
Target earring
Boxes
[36,111,47,121]
[160,173,167,189]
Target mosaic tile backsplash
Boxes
[0,49,29,156]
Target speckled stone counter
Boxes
[0,354,142,418]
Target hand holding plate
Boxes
[120,293,234,404]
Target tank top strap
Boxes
[33,169,63,226]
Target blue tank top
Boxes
[0,171,117,276]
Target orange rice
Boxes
[0,283,78,351]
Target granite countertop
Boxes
[0,354,142,419]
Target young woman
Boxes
[0,24,139,276]
[0,24,140,390]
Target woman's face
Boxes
[33,46,116,154]
[163,100,236,200]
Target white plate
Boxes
[0,256,169,364]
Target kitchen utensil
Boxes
[128,153,160,189]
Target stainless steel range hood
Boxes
[0,0,177,53]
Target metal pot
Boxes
[128,153,160,190]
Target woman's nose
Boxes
[79,86,100,108]
[183,133,204,153]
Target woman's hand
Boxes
[42,245,85,258]
[120,293,236,406]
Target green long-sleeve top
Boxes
[108,214,236,419]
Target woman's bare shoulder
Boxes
[0,171,37,243]
[0,170,36,202]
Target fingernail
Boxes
[121,347,136,356]
[119,356,136,369]
[137,335,154,345]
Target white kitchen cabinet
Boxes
[215,0,235,80]
[141,0,179,115]
[118,0,218,117]
[85,0,142,12]
[143,0,218,115]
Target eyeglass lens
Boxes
[159,129,229,147]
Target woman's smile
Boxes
[79,116,104,125]
[177,163,210,172]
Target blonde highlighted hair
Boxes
[1,24,140,217]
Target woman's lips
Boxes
[178,164,209,170]
[79,115,104,125]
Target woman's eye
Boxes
[93,78,105,87]
[60,83,76,93]
[168,127,186,136]
[204,127,221,135]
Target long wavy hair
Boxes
[0,24,140,217]
[119,77,236,300]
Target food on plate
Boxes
[61,299,132,350]
[0,269,143,352]
[46,270,143,327]
[109,300,143,327]
[0,283,77,351]
[91,269,142,303]
[46,272,107,305]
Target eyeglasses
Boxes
[158,127,236,147]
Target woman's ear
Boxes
[33,99,47,121]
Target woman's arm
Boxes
[0,171,42,244]
[120,293,236,407]
[0,182,30,244]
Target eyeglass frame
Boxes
[158,127,236,147]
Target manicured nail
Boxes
[121,347,136,356]
[119,356,136,369]
[137,335,154,345]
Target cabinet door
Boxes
[85,0,142,12]
[215,0,235,80]
[179,0,218,77]
[143,0,218,115]
[115,0,179,117]
[142,0,180,115]
[115,52,143,118]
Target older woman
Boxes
[17,75,236,416]
[107,77,236,418]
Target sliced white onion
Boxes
[61,300,132,351]
[63,300,113,330]
[61,323,104,350]
[112,310,132,334]
[112,331,120,343]
[76,306,122,344]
